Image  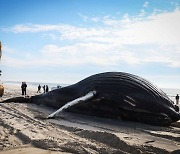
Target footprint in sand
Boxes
[123,136,132,140]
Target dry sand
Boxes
[0,84,179,154]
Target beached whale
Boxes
[1,72,180,126]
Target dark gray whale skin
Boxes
[2,72,180,126]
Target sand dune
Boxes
[0,84,179,154]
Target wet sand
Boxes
[0,84,180,154]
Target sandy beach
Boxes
[0,84,179,154]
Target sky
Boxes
[0,0,180,88]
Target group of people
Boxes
[21,82,49,96]
[37,84,49,93]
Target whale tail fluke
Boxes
[0,96,30,103]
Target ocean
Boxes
[3,81,180,103]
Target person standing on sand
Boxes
[46,85,49,93]
[21,82,27,95]
[175,94,179,105]
[21,82,24,95]
[37,84,41,93]
[43,85,46,93]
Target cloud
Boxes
[143,2,149,8]
[2,24,70,33]
[78,13,100,22]
[41,43,121,66]
[78,13,89,21]
[2,9,180,68]
[3,10,180,45]
[152,8,163,16]
[139,9,146,17]
[90,17,100,22]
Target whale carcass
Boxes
[1,72,180,126]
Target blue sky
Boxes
[0,0,180,88]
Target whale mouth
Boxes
[170,110,180,123]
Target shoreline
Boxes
[0,84,180,153]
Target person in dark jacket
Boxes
[43,85,46,93]
[46,85,49,93]
[21,82,27,95]
[37,84,41,93]
[176,94,179,105]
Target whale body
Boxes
[2,72,180,126]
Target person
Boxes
[21,82,27,95]
[57,85,61,89]
[21,82,24,95]
[46,85,49,93]
[24,82,27,95]
[37,84,41,93]
[43,85,46,93]
[175,94,179,105]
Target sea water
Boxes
[162,88,180,104]
[3,81,180,104]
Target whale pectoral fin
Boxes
[47,91,96,119]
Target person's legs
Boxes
[176,99,179,105]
